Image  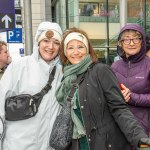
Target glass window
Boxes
[78,0,119,64]
[79,2,99,16]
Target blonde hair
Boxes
[121,30,141,39]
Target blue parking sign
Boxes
[7,28,22,43]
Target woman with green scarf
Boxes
[55,27,150,150]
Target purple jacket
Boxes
[111,24,150,136]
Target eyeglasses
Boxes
[121,37,141,45]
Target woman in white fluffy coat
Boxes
[0,21,63,150]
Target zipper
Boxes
[128,60,131,69]
[77,87,91,150]
[77,138,79,150]
[148,110,150,138]
[127,60,131,80]
[126,60,131,88]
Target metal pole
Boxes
[66,0,69,29]
[23,0,33,55]
[74,0,79,27]
[119,0,127,28]
[45,0,52,21]
[144,0,146,32]
[106,0,109,65]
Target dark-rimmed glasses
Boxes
[121,37,141,45]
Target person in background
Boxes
[111,24,150,150]
[0,21,63,150]
[0,40,11,79]
[54,27,150,150]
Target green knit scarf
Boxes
[56,54,92,105]
[56,54,92,139]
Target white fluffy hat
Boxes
[35,21,63,43]
[64,32,89,55]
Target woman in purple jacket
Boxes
[111,24,150,149]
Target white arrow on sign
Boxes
[2,15,12,28]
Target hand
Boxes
[139,138,150,147]
[120,84,131,102]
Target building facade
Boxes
[52,0,150,64]
[16,0,150,64]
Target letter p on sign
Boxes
[8,31,14,40]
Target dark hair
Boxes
[146,36,150,52]
[60,27,97,65]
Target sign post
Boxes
[0,0,15,30]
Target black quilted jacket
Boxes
[68,62,147,150]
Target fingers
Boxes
[139,138,150,147]
[121,91,130,102]
[120,83,126,89]
[121,85,131,102]
[124,93,131,102]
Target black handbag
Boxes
[49,73,84,150]
[5,66,56,121]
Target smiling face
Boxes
[39,38,60,63]
[66,40,87,64]
[120,30,142,58]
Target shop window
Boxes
[79,2,119,18]
[79,2,99,16]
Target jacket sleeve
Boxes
[97,64,148,147]
[0,63,14,148]
[0,114,5,150]
[0,82,4,150]
[129,92,150,107]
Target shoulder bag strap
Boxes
[66,73,85,102]
[40,66,56,95]
[33,66,56,107]
[34,66,56,99]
